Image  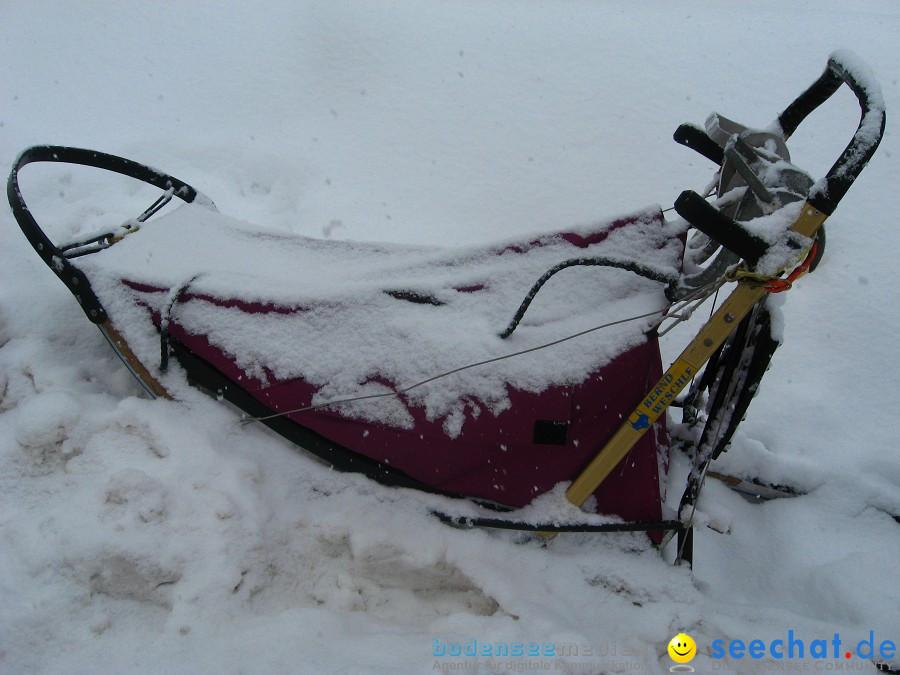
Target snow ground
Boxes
[1,2,898,673]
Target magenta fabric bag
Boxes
[78,201,682,527]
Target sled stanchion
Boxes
[676,527,694,567]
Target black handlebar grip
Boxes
[777,68,844,141]
[674,190,769,265]
[777,52,885,215]
[673,123,725,166]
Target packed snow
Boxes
[1,2,898,673]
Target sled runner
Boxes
[8,52,884,562]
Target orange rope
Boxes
[765,240,820,293]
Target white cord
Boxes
[239,307,667,426]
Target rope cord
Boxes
[498,256,679,339]
[723,239,820,292]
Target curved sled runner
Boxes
[8,53,885,559]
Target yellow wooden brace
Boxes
[99,319,171,400]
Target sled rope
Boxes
[499,256,678,338]
[239,307,667,425]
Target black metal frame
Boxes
[7,146,211,323]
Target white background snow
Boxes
[1,2,898,673]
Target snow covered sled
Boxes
[8,53,884,559]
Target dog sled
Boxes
[8,52,885,563]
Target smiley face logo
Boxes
[667,633,696,664]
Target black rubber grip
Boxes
[777,53,885,214]
[673,123,724,166]
[674,190,769,265]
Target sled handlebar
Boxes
[674,52,885,264]
[674,52,886,213]
[778,51,885,215]
[672,124,725,166]
[7,145,211,323]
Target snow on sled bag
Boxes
[23,188,683,525]
[8,52,885,553]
